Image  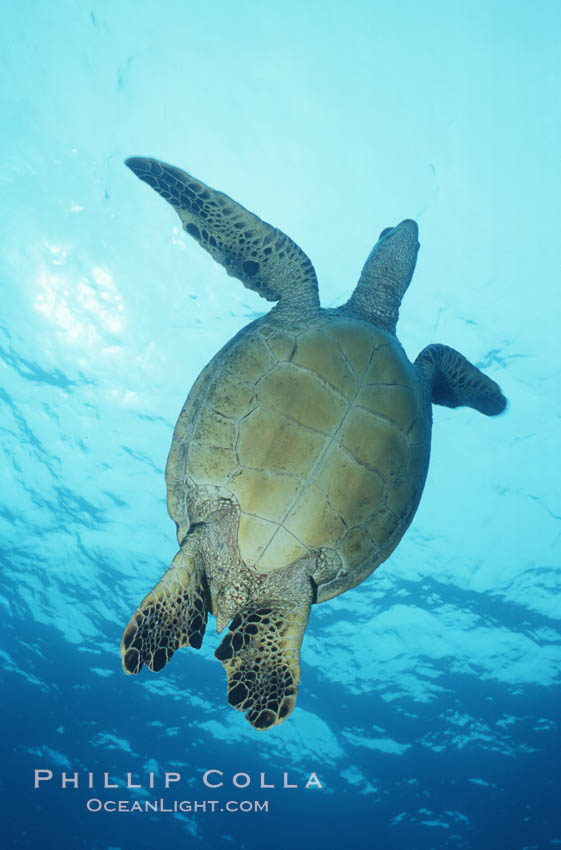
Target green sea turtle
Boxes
[120,157,506,730]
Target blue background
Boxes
[2,1,560,848]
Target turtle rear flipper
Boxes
[121,543,209,675]
[415,343,507,416]
[215,595,311,730]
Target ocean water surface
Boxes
[2,2,560,848]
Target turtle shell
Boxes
[166,313,431,603]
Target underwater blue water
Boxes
[2,1,560,848]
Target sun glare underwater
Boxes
[2,2,560,849]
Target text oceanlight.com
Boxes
[87,798,269,813]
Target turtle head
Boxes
[346,219,420,334]
[373,219,420,285]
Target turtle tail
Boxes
[415,343,507,415]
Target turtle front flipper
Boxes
[125,157,320,314]
[121,542,209,675]
[415,343,507,415]
[215,586,312,730]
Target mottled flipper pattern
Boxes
[121,545,208,675]
[415,343,506,415]
[125,157,319,312]
[215,597,311,730]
